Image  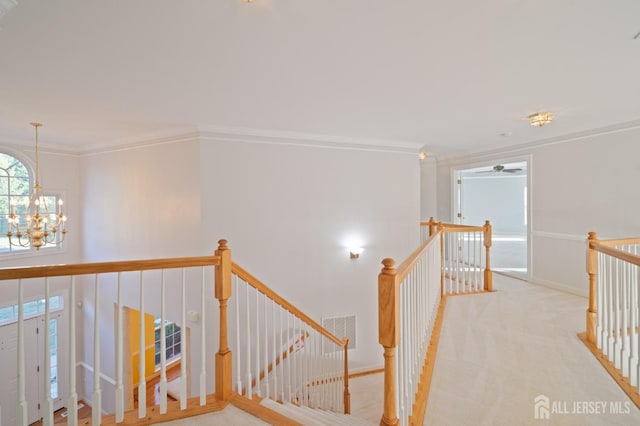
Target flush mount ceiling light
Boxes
[528,112,553,127]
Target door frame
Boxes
[451,155,532,280]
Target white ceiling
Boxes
[1,1,639,156]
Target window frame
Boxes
[0,147,67,257]
[154,318,182,368]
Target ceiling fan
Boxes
[477,165,523,174]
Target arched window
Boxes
[0,151,31,252]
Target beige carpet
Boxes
[424,274,640,425]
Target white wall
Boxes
[75,136,420,412]
[199,139,420,369]
[420,156,438,220]
[80,139,203,261]
[436,126,640,296]
[461,175,527,234]
[79,139,208,409]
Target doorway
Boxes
[0,305,66,425]
[454,160,529,279]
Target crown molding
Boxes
[196,124,424,154]
[75,124,424,156]
[436,118,640,166]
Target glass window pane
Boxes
[23,301,38,316]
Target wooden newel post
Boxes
[483,220,493,292]
[343,337,351,414]
[378,258,400,426]
[586,232,598,344]
[428,216,437,236]
[215,239,233,401]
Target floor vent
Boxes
[322,314,356,351]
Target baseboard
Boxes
[349,364,384,377]
[348,367,384,379]
[529,277,588,298]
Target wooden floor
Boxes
[31,363,182,425]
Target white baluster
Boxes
[622,259,630,377]
[159,270,168,414]
[17,280,27,426]
[292,317,297,404]
[614,258,622,368]
[601,255,609,355]
[16,279,28,425]
[271,299,277,402]
[68,277,78,426]
[234,275,242,395]
[180,269,188,410]
[398,283,405,423]
[608,257,615,359]
[115,273,124,422]
[300,321,307,407]
[199,268,206,406]
[93,275,102,425]
[255,289,261,398]
[596,252,603,350]
[138,272,146,418]
[286,312,292,402]
[264,294,270,400]
[245,282,252,399]
[630,262,639,386]
[279,305,285,402]
[43,278,53,426]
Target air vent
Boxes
[322,314,356,352]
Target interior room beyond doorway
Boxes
[456,161,528,279]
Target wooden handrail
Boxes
[231,262,346,348]
[0,256,221,280]
[441,226,485,233]
[593,237,640,247]
[591,241,640,267]
[396,232,440,284]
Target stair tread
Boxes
[260,398,373,426]
[260,399,326,426]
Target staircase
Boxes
[260,398,374,426]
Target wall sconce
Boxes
[349,247,364,259]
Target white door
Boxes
[0,311,65,426]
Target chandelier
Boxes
[6,122,68,250]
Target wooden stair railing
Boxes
[580,232,640,408]
[421,217,493,293]
[379,219,493,426]
[230,262,350,414]
[0,239,350,426]
[0,252,222,425]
